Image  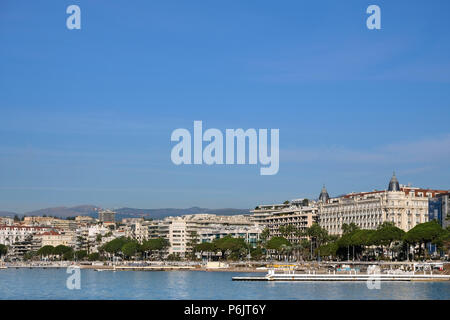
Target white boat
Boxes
[95,267,116,272]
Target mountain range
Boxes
[0,205,250,220]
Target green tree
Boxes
[121,241,140,260]
[63,248,74,261]
[318,242,339,259]
[75,250,88,261]
[404,221,445,260]
[141,238,169,259]
[342,223,359,235]
[259,228,270,244]
[371,222,405,260]
[186,231,199,259]
[88,252,100,261]
[213,235,247,260]
[194,242,216,260]
[266,237,291,260]
[0,244,7,258]
[101,237,129,256]
[306,223,329,260]
[37,245,55,259]
[279,225,297,240]
[250,247,264,260]
[23,251,37,261]
[167,253,181,261]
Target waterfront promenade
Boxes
[2,260,449,276]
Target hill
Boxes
[0,206,249,220]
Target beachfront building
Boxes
[134,220,159,243]
[34,230,76,248]
[249,203,292,225]
[318,173,448,235]
[0,225,51,246]
[199,225,263,247]
[9,235,42,259]
[249,199,318,243]
[157,214,259,257]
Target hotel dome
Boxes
[319,185,330,203]
[388,172,400,191]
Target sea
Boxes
[0,269,449,300]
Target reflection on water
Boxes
[0,269,449,300]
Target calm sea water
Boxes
[0,269,449,300]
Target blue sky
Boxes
[1,0,450,212]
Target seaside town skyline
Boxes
[1,1,450,305]
[1,172,448,261]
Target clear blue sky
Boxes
[1,1,450,212]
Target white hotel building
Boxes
[318,173,448,235]
[157,214,261,256]
[0,225,51,246]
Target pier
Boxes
[232,269,450,281]
[232,272,450,282]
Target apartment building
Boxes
[249,199,318,243]
[23,216,77,231]
[34,230,76,247]
[0,225,51,246]
[10,236,42,258]
[157,214,259,256]
[199,225,263,247]
[0,217,14,226]
[98,210,116,223]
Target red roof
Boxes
[37,231,61,236]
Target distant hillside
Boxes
[0,211,18,217]
[0,205,249,220]
[113,207,249,220]
[25,205,99,218]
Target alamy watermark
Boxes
[66,266,81,290]
[65,5,380,31]
[366,5,381,30]
[366,265,381,290]
[66,5,81,30]
[170,121,279,175]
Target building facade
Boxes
[318,173,448,235]
[429,192,450,229]
[157,214,259,256]
[0,225,50,246]
[34,231,75,247]
[98,210,116,223]
[249,199,318,243]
